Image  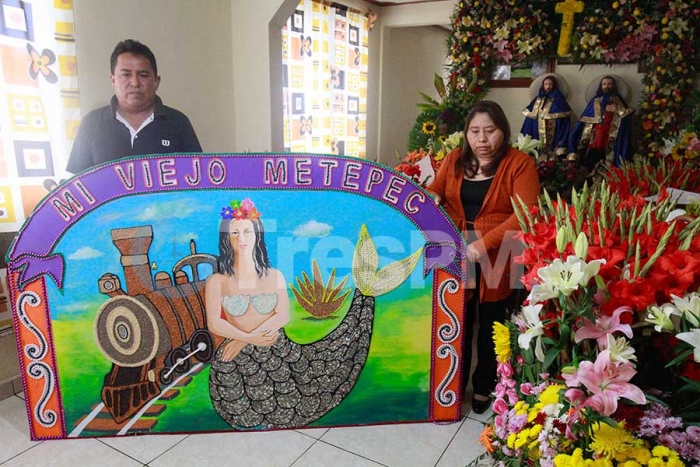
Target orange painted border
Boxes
[8,272,65,439]
[429,269,466,422]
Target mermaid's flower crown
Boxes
[220,198,261,220]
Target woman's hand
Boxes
[466,243,482,262]
[426,190,441,205]
[220,340,247,362]
[247,329,279,346]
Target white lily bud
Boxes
[574,232,589,260]
[556,227,568,254]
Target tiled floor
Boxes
[0,391,490,467]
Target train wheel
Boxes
[159,367,173,386]
[190,329,214,362]
[169,347,192,373]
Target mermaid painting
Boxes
[205,198,290,362]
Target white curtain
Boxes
[282,0,369,157]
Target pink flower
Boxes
[493,398,509,415]
[563,350,646,416]
[494,383,507,398]
[520,383,534,395]
[240,197,255,212]
[688,136,700,152]
[498,361,514,378]
[574,306,633,347]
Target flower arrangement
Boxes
[447,1,556,82]
[602,158,700,199]
[408,72,480,154]
[445,1,700,160]
[475,182,700,466]
[512,133,589,200]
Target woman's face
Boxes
[229,219,256,257]
[466,112,504,161]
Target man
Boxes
[67,40,201,173]
[521,74,572,159]
[568,75,634,169]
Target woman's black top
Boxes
[460,177,493,242]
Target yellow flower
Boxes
[507,432,516,449]
[538,384,564,406]
[613,1,619,7]
[652,445,671,458]
[421,121,436,135]
[590,422,636,460]
[493,322,511,363]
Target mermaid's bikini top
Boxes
[221,293,277,317]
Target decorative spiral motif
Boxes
[17,290,56,428]
[435,344,458,407]
[27,362,57,427]
[437,278,460,344]
[434,277,461,408]
[18,291,47,360]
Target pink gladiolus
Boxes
[574,306,633,347]
[564,350,646,416]
[520,383,534,395]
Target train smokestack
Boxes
[111,226,154,295]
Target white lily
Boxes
[646,304,679,333]
[671,293,700,328]
[676,328,700,363]
[533,256,605,300]
[442,131,464,151]
[513,133,541,158]
[517,303,545,362]
[604,334,637,364]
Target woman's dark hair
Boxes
[218,218,270,277]
[459,100,511,178]
[110,39,158,76]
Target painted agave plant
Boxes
[290,259,351,319]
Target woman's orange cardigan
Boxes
[428,146,541,302]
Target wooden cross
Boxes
[555,0,584,57]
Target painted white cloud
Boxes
[136,200,201,221]
[176,232,199,244]
[68,246,103,260]
[293,220,333,238]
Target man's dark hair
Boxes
[110,39,158,75]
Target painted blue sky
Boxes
[47,190,434,319]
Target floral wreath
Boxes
[220,197,261,220]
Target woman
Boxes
[205,198,290,362]
[428,101,540,414]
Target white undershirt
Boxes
[116,112,155,148]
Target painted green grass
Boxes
[52,286,433,434]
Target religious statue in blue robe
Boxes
[521,75,572,159]
[568,76,634,168]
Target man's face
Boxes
[542,78,555,93]
[110,52,160,114]
[600,78,616,94]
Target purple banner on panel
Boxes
[7,154,465,288]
